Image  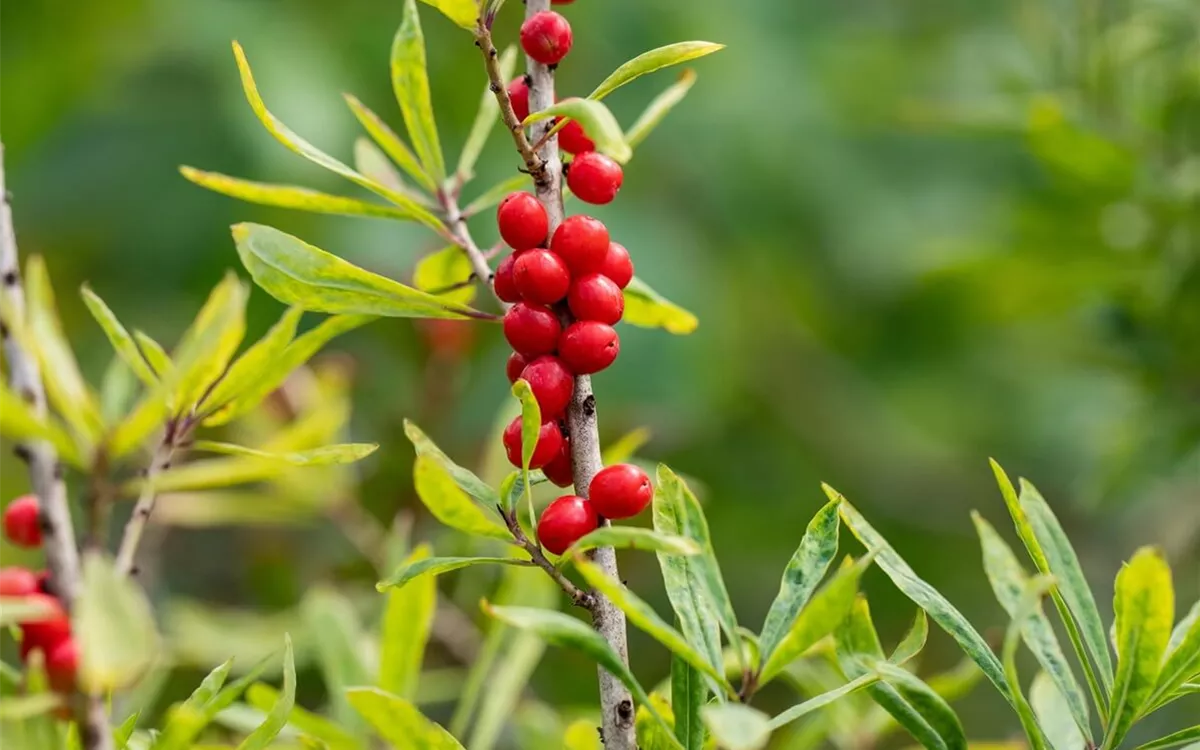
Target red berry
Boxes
[46,638,78,693]
[550,215,609,274]
[4,495,42,548]
[513,248,571,305]
[508,76,531,122]
[537,495,598,555]
[558,321,620,374]
[20,593,70,656]
[568,273,624,324]
[503,302,561,357]
[497,192,549,251]
[519,355,575,418]
[506,352,529,384]
[599,242,634,289]
[542,439,574,487]
[520,11,573,66]
[567,152,624,205]
[558,119,595,154]
[0,567,40,597]
[503,417,564,470]
[494,253,523,303]
[588,464,653,519]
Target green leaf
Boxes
[417,0,478,29]
[701,704,771,750]
[75,552,160,692]
[380,545,436,699]
[235,635,295,750]
[413,454,511,540]
[624,277,699,335]
[151,652,273,750]
[0,383,84,466]
[180,167,425,221]
[589,42,724,102]
[872,661,968,750]
[672,651,707,750]
[347,687,464,748]
[565,718,604,750]
[1133,726,1200,750]
[245,682,361,750]
[232,223,487,319]
[113,712,141,748]
[458,45,516,180]
[404,420,501,507]
[601,426,652,465]
[199,306,302,413]
[758,498,841,670]
[80,285,158,387]
[353,137,417,199]
[834,488,1013,705]
[0,595,59,626]
[231,42,443,230]
[1108,547,1174,748]
[973,513,1090,741]
[1147,599,1199,711]
[414,246,476,306]
[126,457,285,494]
[171,271,248,409]
[190,440,378,466]
[0,693,63,720]
[766,672,879,731]
[562,527,701,560]
[462,173,529,217]
[482,603,679,746]
[654,465,739,679]
[392,0,446,184]
[525,99,631,163]
[1031,672,1084,750]
[891,610,929,665]
[626,70,697,151]
[638,694,680,750]
[759,554,874,685]
[575,558,733,693]
[1001,576,1056,750]
[343,95,437,194]
[511,378,542,532]
[301,588,371,732]
[134,330,173,379]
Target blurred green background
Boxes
[2,0,1197,744]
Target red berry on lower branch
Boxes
[46,638,78,693]
[550,215,609,274]
[4,495,42,548]
[503,302,561,357]
[567,152,624,205]
[506,353,529,384]
[503,417,564,470]
[588,464,653,519]
[497,192,548,251]
[521,11,573,65]
[0,567,40,597]
[599,242,634,289]
[519,355,575,418]
[494,254,523,303]
[513,248,571,304]
[568,273,624,324]
[559,321,620,374]
[537,495,598,555]
[559,119,594,155]
[543,439,574,487]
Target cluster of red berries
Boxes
[2,495,79,694]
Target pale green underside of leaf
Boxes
[414,245,477,306]
[377,555,531,591]
[75,552,160,693]
[561,526,701,560]
[673,651,707,750]
[625,276,699,334]
[525,98,631,163]
[701,703,771,750]
[413,454,511,540]
[404,420,501,507]
[344,94,436,194]
[590,41,724,102]
[1031,671,1084,750]
[1132,725,1200,750]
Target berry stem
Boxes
[0,142,114,750]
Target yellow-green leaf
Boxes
[565,718,604,750]
[624,277,698,335]
[344,95,436,194]
[346,687,464,749]
[404,420,501,507]
[458,45,516,180]
[626,70,697,151]
[511,379,541,530]
[413,454,510,540]
[134,330,173,379]
[1108,547,1174,747]
[245,682,359,750]
[200,306,302,414]
[414,246,476,306]
[190,440,377,466]
[377,555,530,592]
[391,0,447,184]
[172,271,248,409]
[0,595,59,627]
[601,427,651,465]
[701,704,771,750]
[380,545,436,699]
[235,635,295,750]
[590,42,724,102]
[525,98,631,163]
[75,552,160,692]
[417,0,478,29]
[0,383,84,466]
[562,527,701,560]
[180,167,424,221]
[302,589,371,732]
[129,457,287,494]
[80,284,158,387]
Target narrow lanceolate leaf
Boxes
[235,635,296,750]
[525,99,631,163]
[624,277,699,335]
[377,555,530,591]
[151,653,272,750]
[834,488,1013,704]
[758,498,841,670]
[172,271,248,409]
[392,0,446,183]
[347,687,464,749]
[1001,576,1056,750]
[190,440,378,466]
[1108,547,1174,748]
[1133,726,1200,750]
[180,167,422,221]
[344,95,436,194]
[245,682,360,750]
[302,588,371,732]
[872,661,969,750]
[1031,672,1084,750]
[766,672,879,731]
[673,651,707,750]
[199,306,302,414]
[417,0,479,30]
[575,558,733,693]
[0,383,84,466]
[700,704,771,750]
[231,223,487,320]
[413,454,511,540]
[512,379,542,532]
[561,527,701,561]
[414,246,477,306]
[637,694,680,750]
[75,552,160,692]
[463,173,529,217]
[892,610,930,665]
[230,42,443,230]
[626,70,698,151]
[973,513,1090,741]
[354,137,417,200]
[380,545,436,699]
[80,285,158,386]
[602,427,652,465]
[589,42,724,101]
[404,420,501,507]
[482,603,678,745]
[1147,598,1199,711]
[458,45,516,180]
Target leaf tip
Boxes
[820,482,844,504]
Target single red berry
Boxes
[513,248,571,305]
[567,152,624,205]
[0,567,40,597]
[550,215,609,274]
[519,355,575,418]
[20,593,70,657]
[503,302,562,357]
[599,242,634,289]
[494,253,523,303]
[508,76,531,122]
[558,321,620,374]
[588,464,653,519]
[558,119,595,154]
[4,495,42,548]
[506,352,529,384]
[46,638,78,693]
[503,417,564,470]
[537,495,598,555]
[568,273,625,324]
[520,11,573,66]
[497,192,549,251]
[542,439,574,487]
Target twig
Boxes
[1,143,114,750]
[115,438,176,577]
[438,189,508,310]
[500,505,594,608]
